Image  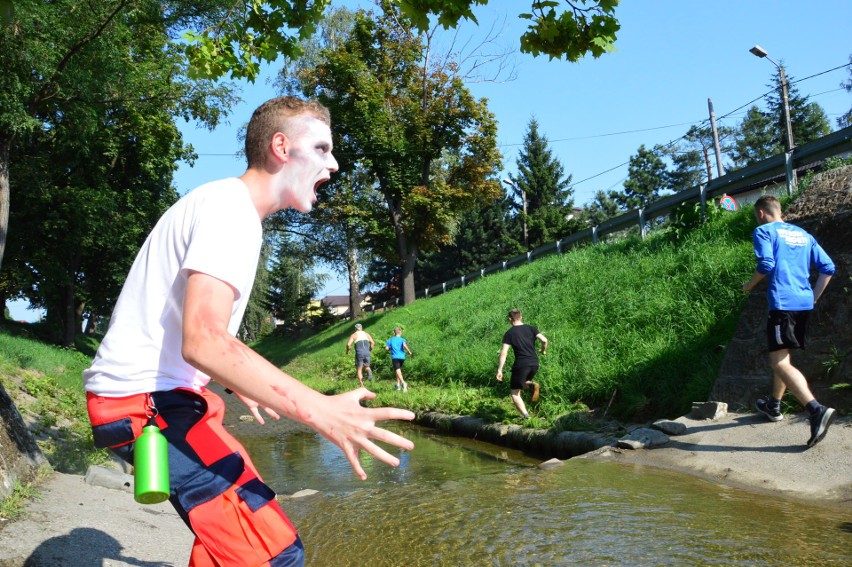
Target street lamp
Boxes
[750,44,796,194]
[502,178,528,248]
[749,44,795,152]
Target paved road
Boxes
[0,471,191,567]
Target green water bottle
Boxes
[134,417,170,504]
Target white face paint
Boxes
[280,116,339,213]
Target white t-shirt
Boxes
[83,178,262,397]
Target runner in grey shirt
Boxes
[346,323,375,386]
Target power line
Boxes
[188,62,851,188]
[571,62,850,189]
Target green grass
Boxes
[0,480,42,523]
[0,325,111,473]
[254,208,756,426]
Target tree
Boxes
[6,102,186,345]
[416,195,521,287]
[731,70,831,168]
[658,124,735,192]
[275,9,384,319]
[730,106,776,167]
[584,189,621,226]
[274,165,388,320]
[184,0,621,80]
[0,0,237,320]
[285,3,502,305]
[265,234,327,336]
[239,238,276,343]
[617,145,667,210]
[506,117,575,249]
[767,68,831,148]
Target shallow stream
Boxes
[238,424,850,566]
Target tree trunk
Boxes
[0,134,11,274]
[386,195,419,306]
[61,282,76,347]
[84,311,98,335]
[347,246,361,319]
[400,248,417,305]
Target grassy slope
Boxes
[0,206,756,485]
[255,207,756,427]
[0,326,107,474]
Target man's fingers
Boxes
[250,406,265,425]
[370,408,415,423]
[353,387,377,401]
[359,439,402,469]
[264,407,281,421]
[342,444,367,480]
[370,426,414,451]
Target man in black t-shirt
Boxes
[497,308,548,419]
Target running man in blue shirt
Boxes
[385,327,413,392]
[742,195,835,448]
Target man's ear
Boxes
[271,132,289,161]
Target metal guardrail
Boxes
[364,126,852,312]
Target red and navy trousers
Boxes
[87,387,303,567]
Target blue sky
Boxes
[8,0,851,320]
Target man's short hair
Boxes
[354,323,363,330]
[508,309,522,322]
[244,96,331,169]
[754,195,782,216]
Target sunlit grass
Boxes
[0,328,111,473]
[255,210,756,426]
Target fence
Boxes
[365,125,852,312]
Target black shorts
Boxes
[510,366,538,391]
[392,358,405,370]
[766,310,809,352]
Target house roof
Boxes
[321,295,352,308]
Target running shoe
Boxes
[807,406,836,448]
[755,398,783,422]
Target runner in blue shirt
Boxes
[385,327,413,392]
[743,195,835,447]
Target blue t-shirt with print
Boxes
[752,220,835,311]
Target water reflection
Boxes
[238,425,850,566]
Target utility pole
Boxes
[777,65,795,153]
[707,98,725,178]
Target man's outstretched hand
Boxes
[270,385,415,480]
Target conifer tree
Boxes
[732,70,831,167]
[766,68,831,149]
[618,145,667,210]
[506,118,575,249]
[730,106,776,167]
